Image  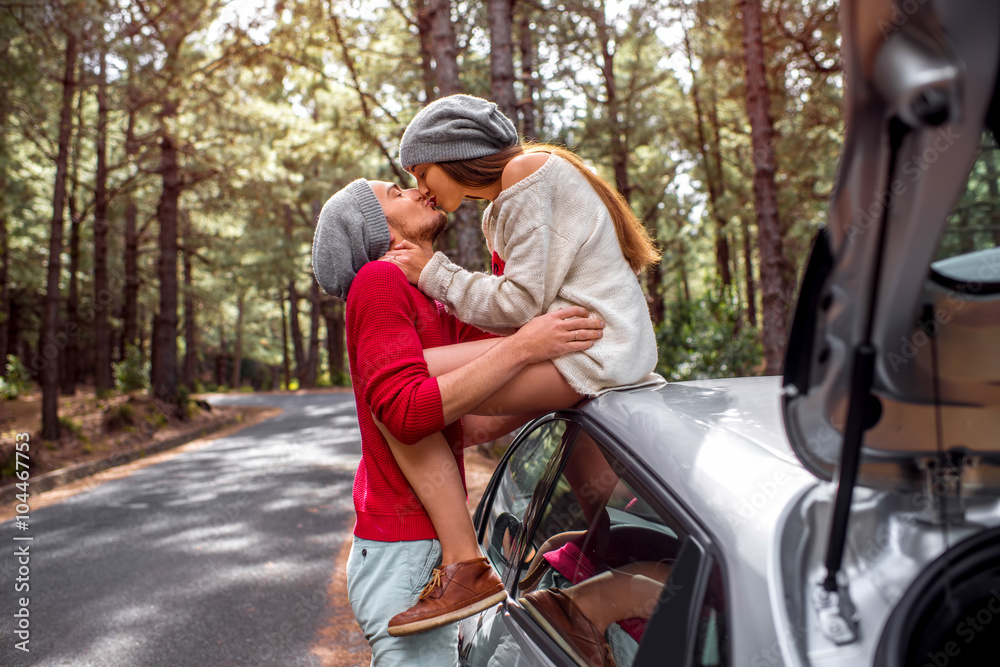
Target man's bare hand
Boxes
[379,240,431,285]
[512,306,604,365]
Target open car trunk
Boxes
[782,0,1000,496]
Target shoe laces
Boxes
[603,641,617,667]
[419,568,443,599]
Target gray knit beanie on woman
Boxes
[311,179,391,301]
[398,94,519,171]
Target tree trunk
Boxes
[591,5,630,200]
[152,102,181,403]
[62,203,81,395]
[9,293,23,365]
[138,305,147,361]
[303,280,321,388]
[449,205,486,271]
[182,242,197,388]
[122,57,139,358]
[741,216,758,328]
[646,261,665,325]
[421,0,484,271]
[60,73,83,396]
[288,282,306,384]
[488,0,517,121]
[676,215,691,304]
[517,9,538,139]
[93,45,113,392]
[324,297,345,382]
[740,0,791,374]
[682,24,731,288]
[231,293,244,389]
[41,32,78,440]
[123,199,139,351]
[428,0,461,96]
[215,323,227,387]
[0,202,7,378]
[302,196,322,389]
[215,356,226,388]
[0,42,10,377]
[415,0,436,101]
[280,293,290,390]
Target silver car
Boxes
[458,0,1000,665]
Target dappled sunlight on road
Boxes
[0,392,368,666]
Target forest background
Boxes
[0,0,841,442]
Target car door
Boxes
[461,412,730,667]
[460,416,576,667]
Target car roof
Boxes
[583,376,799,472]
[579,376,817,539]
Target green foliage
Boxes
[2,0,845,395]
[333,370,350,387]
[0,454,17,479]
[58,415,88,443]
[118,402,135,425]
[176,384,194,421]
[1,355,33,400]
[114,347,149,394]
[317,370,349,388]
[656,285,763,382]
[936,132,1000,261]
[145,410,168,430]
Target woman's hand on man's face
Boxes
[379,240,432,286]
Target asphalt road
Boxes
[0,392,362,667]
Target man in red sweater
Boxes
[312,179,602,665]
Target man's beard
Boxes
[394,211,448,244]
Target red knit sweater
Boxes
[346,261,493,541]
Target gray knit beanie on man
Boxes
[311,179,391,301]
[398,94,519,171]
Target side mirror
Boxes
[488,511,523,569]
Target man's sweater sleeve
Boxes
[347,262,446,445]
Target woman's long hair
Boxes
[434,142,661,273]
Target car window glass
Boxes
[515,429,693,667]
[693,561,729,667]
[481,419,573,578]
[933,130,1000,282]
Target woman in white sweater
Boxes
[388,94,663,401]
[376,95,664,644]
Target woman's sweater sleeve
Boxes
[417,206,579,329]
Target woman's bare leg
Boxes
[563,561,673,634]
[425,340,585,415]
[563,432,619,524]
[373,420,480,566]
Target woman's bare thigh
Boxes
[423,339,584,415]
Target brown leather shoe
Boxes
[387,557,505,637]
[520,588,616,667]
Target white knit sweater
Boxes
[417,154,663,396]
